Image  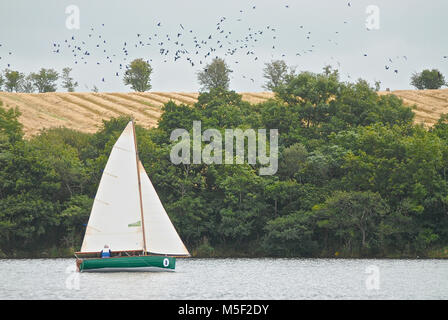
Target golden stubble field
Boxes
[0,89,447,137]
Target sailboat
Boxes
[75,120,190,272]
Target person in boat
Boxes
[100,244,112,258]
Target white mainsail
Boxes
[139,161,190,256]
[80,122,144,252]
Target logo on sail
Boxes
[128,220,142,227]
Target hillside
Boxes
[0,89,447,137]
[378,89,448,127]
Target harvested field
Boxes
[0,90,447,137]
[378,89,448,126]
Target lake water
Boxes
[0,258,447,299]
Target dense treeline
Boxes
[0,69,447,258]
[0,67,77,93]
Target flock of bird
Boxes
[0,1,447,89]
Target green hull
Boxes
[78,256,176,272]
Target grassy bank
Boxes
[194,246,448,259]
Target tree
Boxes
[197,57,232,92]
[278,143,308,180]
[59,195,93,248]
[411,69,446,90]
[3,69,24,92]
[123,58,152,92]
[29,68,59,93]
[61,67,78,92]
[263,60,295,91]
[314,191,389,254]
[374,80,381,92]
[263,211,318,256]
[0,193,60,250]
[274,69,341,130]
[0,73,4,91]
[0,102,23,143]
[216,165,267,245]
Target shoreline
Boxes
[2,243,447,260]
[1,257,447,260]
[1,252,447,260]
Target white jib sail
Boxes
[80,122,144,252]
[139,161,190,256]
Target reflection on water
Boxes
[0,258,447,299]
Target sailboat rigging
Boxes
[75,120,189,272]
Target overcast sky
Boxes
[0,0,447,92]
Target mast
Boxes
[132,120,148,255]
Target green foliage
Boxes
[194,240,215,257]
[415,228,439,253]
[3,69,24,92]
[278,143,308,180]
[273,72,414,140]
[59,195,93,248]
[0,105,23,143]
[262,60,295,91]
[61,67,78,92]
[0,67,447,258]
[313,191,389,255]
[29,68,59,93]
[411,69,446,90]
[263,211,318,256]
[123,58,153,92]
[197,57,232,92]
